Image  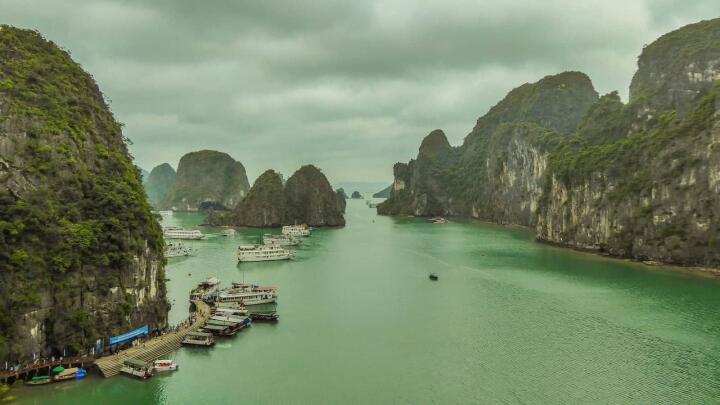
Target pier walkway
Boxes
[0,356,94,385]
[95,300,211,377]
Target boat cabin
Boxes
[120,358,153,379]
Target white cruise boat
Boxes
[158,210,173,216]
[165,241,193,257]
[263,233,301,246]
[281,225,311,237]
[164,226,205,240]
[237,244,293,262]
[222,228,236,236]
[215,289,277,305]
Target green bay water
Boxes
[13,200,720,403]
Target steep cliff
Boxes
[144,163,176,206]
[284,165,345,226]
[233,169,286,227]
[162,150,249,211]
[378,72,599,217]
[380,18,720,268]
[335,188,347,213]
[0,26,168,362]
[537,18,720,266]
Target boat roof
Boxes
[186,331,212,337]
[123,358,148,368]
[202,324,228,331]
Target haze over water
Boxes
[14,199,720,404]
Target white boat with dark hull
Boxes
[222,228,236,236]
[281,225,311,237]
[164,226,205,240]
[215,290,277,305]
[237,244,293,262]
[263,233,301,246]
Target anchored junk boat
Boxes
[181,331,215,346]
[237,244,293,262]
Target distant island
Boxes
[161,150,249,211]
[351,191,363,199]
[373,185,392,198]
[206,165,345,227]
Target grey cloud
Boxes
[1,0,717,184]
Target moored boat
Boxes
[120,358,153,380]
[153,359,178,372]
[165,241,194,257]
[222,228,236,236]
[237,244,293,262]
[215,289,277,305]
[163,226,205,240]
[263,233,302,246]
[25,376,52,386]
[281,225,311,237]
[53,367,83,382]
[181,331,215,346]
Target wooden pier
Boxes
[95,300,211,378]
[0,357,94,385]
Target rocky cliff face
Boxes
[0,26,168,362]
[335,188,347,213]
[144,163,176,206]
[284,165,345,227]
[380,18,720,268]
[378,71,599,218]
[162,150,249,211]
[233,169,286,227]
[211,166,346,227]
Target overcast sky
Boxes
[2,1,718,185]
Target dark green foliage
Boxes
[234,169,286,227]
[0,26,165,360]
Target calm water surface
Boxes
[13,200,720,403]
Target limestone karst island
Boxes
[1,2,719,404]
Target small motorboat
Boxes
[25,375,52,386]
[152,359,179,372]
[429,273,439,281]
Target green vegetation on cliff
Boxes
[233,169,286,227]
[0,26,167,361]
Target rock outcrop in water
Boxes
[144,163,176,206]
[212,165,345,227]
[161,150,249,211]
[351,191,363,199]
[0,26,168,362]
[379,18,720,268]
[335,188,347,213]
[284,165,345,226]
[233,169,286,227]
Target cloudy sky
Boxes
[2,1,718,185]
